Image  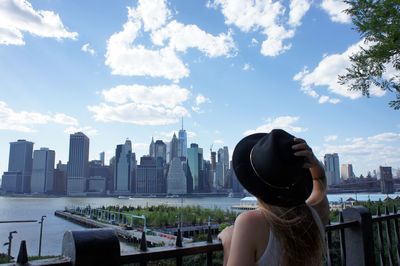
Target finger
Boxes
[293,137,305,143]
[292,143,309,150]
[294,151,313,159]
[302,162,313,168]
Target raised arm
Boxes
[293,138,329,225]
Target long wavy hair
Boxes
[258,200,325,266]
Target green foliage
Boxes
[339,0,400,109]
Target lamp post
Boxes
[4,231,17,262]
[38,215,46,257]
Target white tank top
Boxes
[255,206,325,266]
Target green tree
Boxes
[339,0,400,109]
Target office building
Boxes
[166,157,187,194]
[149,137,155,158]
[99,152,105,166]
[136,156,157,194]
[154,140,167,163]
[169,133,179,162]
[187,143,201,191]
[341,164,355,180]
[178,120,187,159]
[114,139,134,194]
[324,153,340,186]
[31,148,55,194]
[3,140,34,193]
[67,132,90,195]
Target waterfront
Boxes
[0,196,241,258]
[1,193,399,259]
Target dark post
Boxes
[5,231,17,262]
[176,228,182,247]
[38,215,46,256]
[16,240,28,264]
[140,231,147,251]
[342,206,375,266]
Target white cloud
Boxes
[0,101,78,132]
[192,93,211,113]
[318,132,400,174]
[0,0,78,45]
[243,63,253,71]
[320,0,351,24]
[324,135,338,142]
[105,0,236,81]
[244,116,307,135]
[209,0,311,56]
[81,43,95,55]
[195,94,211,105]
[64,126,98,136]
[88,84,191,125]
[289,0,311,27]
[294,40,387,104]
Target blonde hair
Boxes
[258,200,325,266]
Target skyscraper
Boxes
[114,139,133,194]
[169,133,179,162]
[154,140,167,163]
[167,157,187,195]
[178,119,187,159]
[2,140,34,193]
[67,132,89,195]
[324,153,340,186]
[187,143,202,192]
[31,148,55,194]
[99,152,105,166]
[149,137,155,157]
[217,147,230,188]
[341,164,354,180]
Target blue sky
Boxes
[0,0,399,178]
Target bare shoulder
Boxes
[235,209,268,233]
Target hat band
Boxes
[249,147,297,191]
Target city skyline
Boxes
[1,0,400,178]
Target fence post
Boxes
[342,206,375,266]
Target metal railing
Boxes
[4,206,400,266]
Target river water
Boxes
[0,196,241,258]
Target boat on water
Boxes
[117,196,130,199]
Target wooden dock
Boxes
[54,210,190,246]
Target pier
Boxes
[54,210,191,246]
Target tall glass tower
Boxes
[31,148,55,193]
[178,119,187,159]
[6,139,34,193]
[67,132,89,195]
[114,139,133,194]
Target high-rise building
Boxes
[166,157,187,195]
[216,147,230,188]
[99,152,105,166]
[31,148,55,194]
[341,164,355,180]
[53,161,67,195]
[2,140,34,193]
[324,153,340,186]
[114,139,133,194]
[149,137,155,157]
[380,166,394,194]
[67,132,89,195]
[187,143,201,191]
[136,156,157,194]
[210,151,216,171]
[178,119,187,159]
[154,140,167,163]
[169,133,179,162]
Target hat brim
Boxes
[232,133,312,207]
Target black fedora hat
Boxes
[232,129,313,207]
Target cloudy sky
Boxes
[0,0,399,178]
